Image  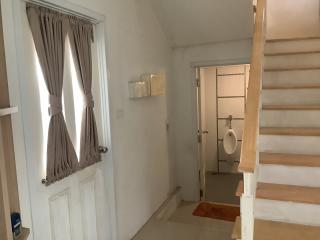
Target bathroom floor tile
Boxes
[205,173,242,205]
[133,202,234,240]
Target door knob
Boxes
[99,146,109,154]
[202,130,209,134]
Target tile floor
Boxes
[133,202,234,240]
[205,173,242,205]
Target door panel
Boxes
[49,191,72,240]
[14,2,110,239]
[196,67,206,200]
[80,177,98,240]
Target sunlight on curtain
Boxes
[69,46,84,159]
[34,48,49,177]
[35,47,68,176]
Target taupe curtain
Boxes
[27,5,78,184]
[68,18,101,168]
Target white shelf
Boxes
[0,107,18,117]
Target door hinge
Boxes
[200,189,203,198]
[196,78,200,87]
[197,133,202,143]
[199,170,202,199]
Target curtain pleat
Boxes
[68,18,101,169]
[27,5,78,184]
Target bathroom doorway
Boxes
[196,64,249,205]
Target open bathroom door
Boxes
[196,67,207,201]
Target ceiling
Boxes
[149,0,254,48]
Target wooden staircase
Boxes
[260,152,320,167]
[260,127,320,136]
[232,217,320,240]
[235,0,320,239]
[236,38,320,238]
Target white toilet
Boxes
[223,128,238,155]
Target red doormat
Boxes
[192,202,240,222]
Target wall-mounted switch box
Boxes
[128,80,150,98]
[142,74,165,96]
[129,73,166,99]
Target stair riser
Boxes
[255,199,320,226]
[263,70,320,87]
[262,89,320,105]
[265,39,320,54]
[259,165,320,187]
[261,110,320,128]
[260,135,320,155]
[265,53,320,69]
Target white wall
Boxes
[170,40,251,201]
[149,0,254,47]
[2,0,174,239]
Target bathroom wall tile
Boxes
[218,119,244,139]
[218,161,239,173]
[217,75,245,97]
[218,98,245,118]
[217,65,245,75]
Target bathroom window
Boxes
[35,38,84,172]
[28,6,102,184]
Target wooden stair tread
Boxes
[266,36,320,42]
[265,66,320,72]
[231,217,320,240]
[257,182,320,204]
[260,127,320,136]
[263,84,320,90]
[262,104,320,110]
[254,220,320,240]
[236,180,244,197]
[236,181,320,204]
[265,50,320,56]
[260,152,320,167]
[232,217,241,239]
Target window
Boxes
[28,6,101,184]
[35,37,87,175]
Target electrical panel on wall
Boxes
[128,80,150,98]
[129,74,165,99]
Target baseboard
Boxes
[155,186,182,221]
[131,187,182,239]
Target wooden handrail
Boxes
[239,0,266,173]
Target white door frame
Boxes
[0,0,117,239]
[190,58,250,201]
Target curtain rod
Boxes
[24,0,100,24]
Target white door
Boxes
[12,2,114,240]
[196,67,207,201]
